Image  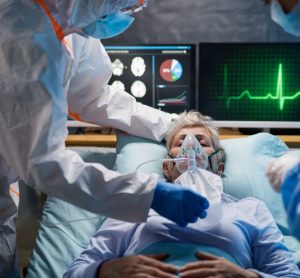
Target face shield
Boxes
[82,0,147,39]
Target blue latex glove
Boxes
[151,181,209,227]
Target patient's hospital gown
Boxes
[64,194,300,278]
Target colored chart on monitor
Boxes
[104,45,196,114]
[160,59,183,82]
[198,43,300,122]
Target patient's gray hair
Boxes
[165,111,225,176]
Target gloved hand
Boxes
[151,181,209,227]
[266,152,300,192]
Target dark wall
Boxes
[104,0,300,45]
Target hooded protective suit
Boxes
[0,0,174,276]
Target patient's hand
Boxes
[179,252,259,278]
[99,254,178,278]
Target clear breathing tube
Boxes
[135,157,188,171]
[187,148,197,172]
[136,133,213,173]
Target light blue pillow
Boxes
[27,197,106,278]
[221,133,289,233]
[114,133,167,179]
[114,132,300,266]
[115,133,289,227]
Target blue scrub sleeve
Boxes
[281,162,300,241]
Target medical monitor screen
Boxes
[104,45,196,114]
[198,43,300,128]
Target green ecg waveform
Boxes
[219,63,300,110]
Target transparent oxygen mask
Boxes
[176,133,208,173]
[172,134,222,226]
[135,133,208,173]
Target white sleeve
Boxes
[63,218,138,278]
[0,33,157,224]
[67,37,174,142]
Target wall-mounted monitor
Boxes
[67,44,196,128]
[105,44,196,114]
[198,43,300,128]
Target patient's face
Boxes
[164,126,215,182]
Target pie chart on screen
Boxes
[160,59,183,82]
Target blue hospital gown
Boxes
[64,194,300,278]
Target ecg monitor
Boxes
[198,43,300,128]
[104,45,196,114]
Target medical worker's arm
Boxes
[267,153,300,240]
[0,31,161,222]
[67,37,174,142]
[63,218,177,278]
[1,31,207,225]
[281,162,300,241]
[248,201,300,277]
[266,152,299,192]
[64,36,210,226]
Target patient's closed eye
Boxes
[176,139,184,147]
[200,140,208,147]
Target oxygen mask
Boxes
[173,134,223,227]
[176,133,208,173]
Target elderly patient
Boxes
[64,111,300,278]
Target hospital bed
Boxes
[20,132,300,277]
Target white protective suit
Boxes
[0,0,173,276]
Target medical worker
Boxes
[0,1,209,277]
[263,0,300,241]
[266,153,300,240]
[263,0,300,36]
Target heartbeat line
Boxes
[219,63,300,110]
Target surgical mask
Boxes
[271,0,300,37]
[82,11,134,39]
